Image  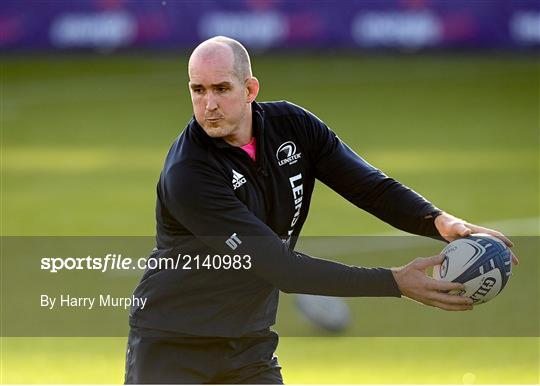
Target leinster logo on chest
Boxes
[276,141,302,166]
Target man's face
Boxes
[188,52,249,139]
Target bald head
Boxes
[189,36,252,82]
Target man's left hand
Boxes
[434,212,519,265]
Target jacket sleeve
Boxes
[161,161,401,297]
[298,108,442,238]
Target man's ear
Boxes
[245,77,259,103]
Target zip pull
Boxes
[257,167,268,177]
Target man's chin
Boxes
[204,127,224,138]
[203,124,231,138]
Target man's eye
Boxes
[217,87,227,93]
[192,88,204,94]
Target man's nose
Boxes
[206,93,218,111]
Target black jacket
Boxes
[130,101,440,337]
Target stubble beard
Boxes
[203,123,233,138]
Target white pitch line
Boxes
[296,217,540,257]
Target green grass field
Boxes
[1,53,539,383]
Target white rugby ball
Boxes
[295,294,350,332]
[433,233,512,304]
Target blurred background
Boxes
[2,0,539,384]
[2,0,540,51]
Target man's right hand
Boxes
[391,254,473,311]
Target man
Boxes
[125,36,517,384]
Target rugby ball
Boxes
[433,233,512,304]
[295,294,350,332]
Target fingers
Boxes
[487,231,514,248]
[467,224,514,248]
[395,261,474,311]
[482,229,517,265]
[455,223,472,237]
[466,224,518,265]
[488,230,514,248]
[403,291,473,311]
[430,291,472,306]
[423,282,473,310]
[406,284,473,311]
[511,251,519,266]
[414,254,444,270]
[430,300,473,311]
[496,234,514,248]
[429,279,464,293]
